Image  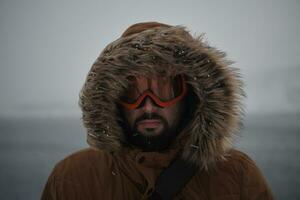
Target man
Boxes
[41,22,273,199]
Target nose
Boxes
[141,97,158,112]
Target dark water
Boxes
[0,113,299,200]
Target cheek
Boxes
[164,104,183,125]
[123,110,136,126]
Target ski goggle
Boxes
[119,74,187,110]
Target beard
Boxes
[121,112,181,151]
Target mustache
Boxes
[135,112,165,124]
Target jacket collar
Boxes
[123,130,190,169]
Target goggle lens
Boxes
[119,74,187,109]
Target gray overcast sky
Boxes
[0,0,299,118]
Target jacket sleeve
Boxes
[41,173,58,200]
[240,152,274,200]
[40,163,93,200]
[40,149,118,200]
[40,172,84,200]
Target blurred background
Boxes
[0,0,299,199]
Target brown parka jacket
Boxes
[41,22,274,200]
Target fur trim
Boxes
[79,25,245,170]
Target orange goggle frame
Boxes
[119,75,187,110]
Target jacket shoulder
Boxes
[41,148,116,200]
[223,149,259,168]
[222,149,274,200]
[53,148,113,176]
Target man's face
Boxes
[119,75,186,151]
[123,96,184,137]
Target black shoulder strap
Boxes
[148,159,198,200]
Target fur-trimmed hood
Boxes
[79,22,245,170]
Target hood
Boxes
[79,22,245,170]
